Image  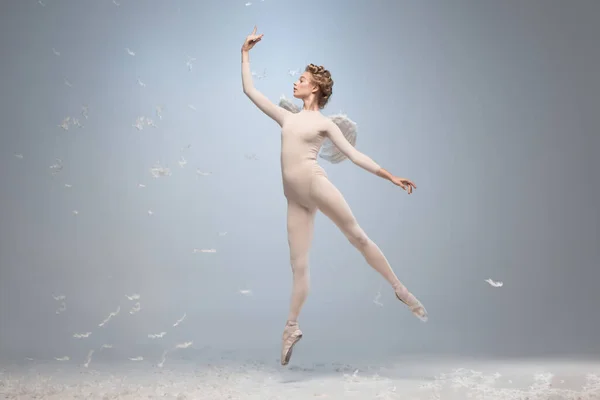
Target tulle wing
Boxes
[319,114,358,164]
[278,95,301,113]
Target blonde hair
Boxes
[305,63,334,109]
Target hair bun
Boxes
[304,63,334,109]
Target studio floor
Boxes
[1,355,599,399]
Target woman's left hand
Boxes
[391,176,417,194]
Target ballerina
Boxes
[241,26,428,366]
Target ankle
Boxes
[393,284,408,295]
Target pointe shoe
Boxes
[281,321,303,366]
[395,290,428,322]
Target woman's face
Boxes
[293,72,316,99]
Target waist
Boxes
[281,151,317,165]
[281,161,326,179]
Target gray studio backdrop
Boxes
[0,0,598,364]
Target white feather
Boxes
[485,278,503,288]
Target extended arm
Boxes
[325,119,416,190]
[241,51,289,126]
[324,120,382,174]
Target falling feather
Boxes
[252,68,267,79]
[186,56,196,71]
[196,169,212,176]
[98,306,120,327]
[83,350,94,368]
[485,278,503,288]
[157,350,168,368]
[373,291,383,307]
[150,163,171,178]
[129,302,141,314]
[193,248,216,253]
[55,301,66,314]
[173,312,186,327]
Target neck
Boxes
[302,96,320,112]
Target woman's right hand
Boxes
[242,26,264,52]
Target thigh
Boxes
[287,200,317,259]
[309,176,358,231]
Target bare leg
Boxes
[310,176,428,321]
[281,200,316,365]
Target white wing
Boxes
[320,114,357,164]
[278,95,301,113]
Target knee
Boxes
[290,255,309,277]
[345,224,370,249]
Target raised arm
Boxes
[324,119,417,193]
[241,27,289,127]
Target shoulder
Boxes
[321,115,338,130]
[313,114,335,135]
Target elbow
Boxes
[242,85,253,96]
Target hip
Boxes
[281,163,328,207]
